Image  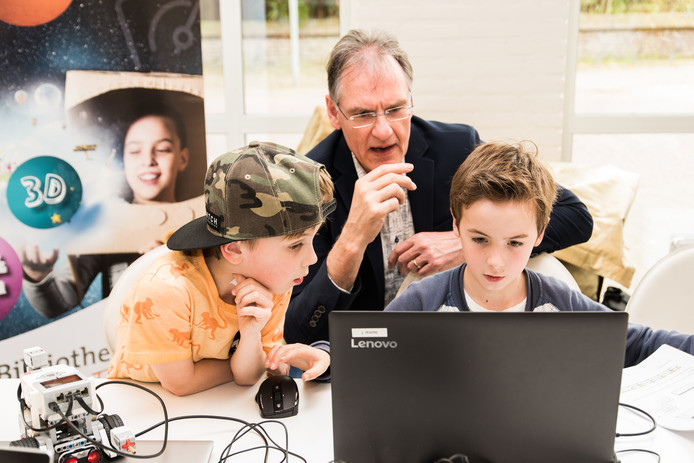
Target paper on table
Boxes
[620,344,694,431]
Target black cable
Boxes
[218,420,306,463]
[254,420,291,462]
[133,414,262,439]
[34,380,170,459]
[224,422,271,463]
[74,391,103,415]
[227,421,288,463]
[136,414,307,463]
[218,445,307,463]
[616,402,657,437]
[51,401,165,459]
[16,384,67,433]
[615,448,661,462]
[18,379,306,462]
[65,394,74,417]
[614,404,660,462]
[133,414,274,462]
[16,380,105,433]
[94,380,169,458]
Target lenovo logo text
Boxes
[351,339,398,349]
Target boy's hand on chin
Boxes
[232,274,273,334]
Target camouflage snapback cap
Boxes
[167,141,335,251]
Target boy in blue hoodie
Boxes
[386,141,694,367]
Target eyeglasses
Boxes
[336,102,414,129]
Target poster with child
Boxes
[0,0,207,377]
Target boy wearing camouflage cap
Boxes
[108,141,335,395]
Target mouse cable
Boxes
[224,420,283,463]
[218,443,305,463]
[135,415,278,463]
[615,448,661,462]
[229,420,287,453]
[221,419,307,463]
[616,402,657,437]
[218,445,306,463]
[135,414,268,444]
[140,415,307,463]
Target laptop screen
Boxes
[329,311,628,463]
[0,448,51,463]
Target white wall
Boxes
[343,0,573,161]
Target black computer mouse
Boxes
[255,375,299,418]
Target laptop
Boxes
[0,447,51,463]
[329,311,628,463]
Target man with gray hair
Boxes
[285,29,593,345]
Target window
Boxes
[567,0,694,287]
[200,0,340,154]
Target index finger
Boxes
[365,162,414,179]
[45,248,60,265]
[237,305,270,318]
[387,238,415,268]
[231,274,264,296]
[265,344,284,368]
[364,165,417,192]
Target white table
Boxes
[0,379,333,462]
[1,378,693,462]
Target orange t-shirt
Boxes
[107,249,289,382]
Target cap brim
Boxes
[166,216,233,251]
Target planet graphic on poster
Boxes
[0,0,72,27]
[0,237,22,320]
[7,156,82,229]
[34,83,62,109]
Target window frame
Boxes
[562,0,694,161]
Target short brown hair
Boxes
[327,29,413,104]
[449,141,557,235]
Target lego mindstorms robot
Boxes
[10,347,136,463]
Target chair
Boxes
[102,244,170,353]
[550,162,640,300]
[296,106,334,154]
[625,245,694,333]
[526,252,581,292]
